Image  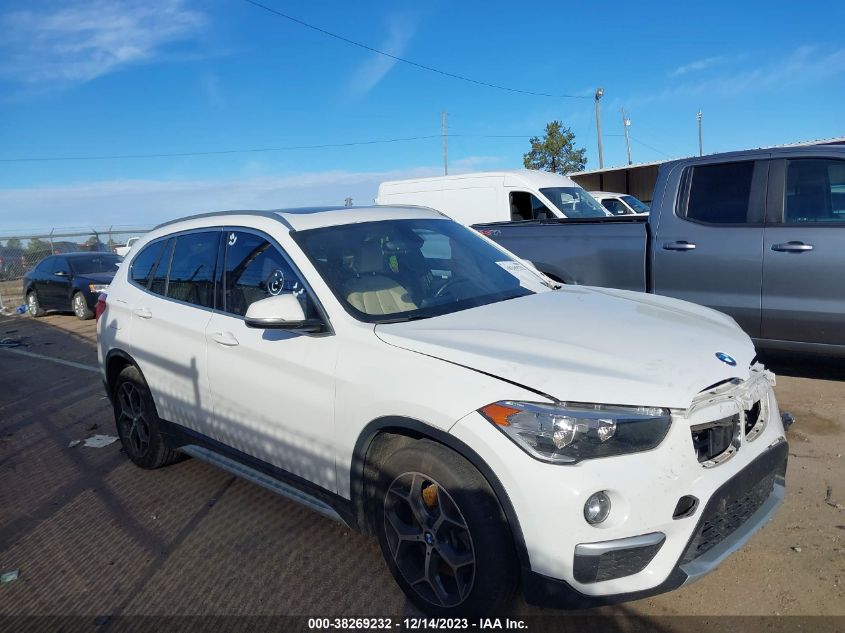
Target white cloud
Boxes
[669,55,723,77]
[0,0,206,86]
[631,46,845,106]
[0,158,501,232]
[347,15,417,96]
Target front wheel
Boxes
[374,439,518,616]
[72,292,93,320]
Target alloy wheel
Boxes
[28,293,38,313]
[73,294,86,318]
[383,472,475,608]
[116,382,151,457]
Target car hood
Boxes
[76,272,115,285]
[374,287,756,410]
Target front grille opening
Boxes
[681,471,776,564]
[673,495,699,520]
[744,401,761,435]
[691,414,740,464]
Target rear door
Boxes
[761,153,845,347]
[652,156,769,337]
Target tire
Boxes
[26,291,44,317]
[374,439,518,616]
[112,365,181,469]
[72,291,93,320]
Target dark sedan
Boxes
[23,253,122,320]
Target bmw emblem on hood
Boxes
[715,352,737,366]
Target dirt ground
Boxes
[0,313,842,627]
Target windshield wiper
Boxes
[376,314,432,324]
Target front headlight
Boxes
[88,283,109,293]
[478,401,671,464]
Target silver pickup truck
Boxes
[475,145,845,356]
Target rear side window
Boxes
[150,239,174,296]
[166,232,219,308]
[130,241,165,288]
[784,159,845,223]
[684,161,754,224]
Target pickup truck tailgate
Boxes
[474,218,649,291]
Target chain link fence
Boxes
[0,226,151,314]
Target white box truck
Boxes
[376,169,610,225]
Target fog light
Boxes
[584,491,611,525]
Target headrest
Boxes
[355,241,384,274]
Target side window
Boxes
[784,159,845,223]
[602,199,627,215]
[150,239,174,296]
[48,257,70,275]
[222,231,313,318]
[166,232,218,308]
[530,194,553,220]
[684,161,755,224]
[129,240,165,288]
[35,257,53,273]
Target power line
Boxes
[0,133,538,163]
[242,0,591,99]
[629,136,674,158]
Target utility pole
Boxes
[594,88,605,169]
[441,111,448,175]
[697,110,703,156]
[621,108,632,165]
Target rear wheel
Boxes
[113,365,181,469]
[374,439,518,616]
[26,291,44,317]
[72,292,93,320]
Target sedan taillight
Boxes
[95,293,108,321]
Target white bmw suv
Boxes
[97,205,788,615]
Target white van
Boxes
[377,170,610,226]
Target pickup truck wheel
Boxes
[27,291,44,317]
[374,439,518,616]
[113,365,181,469]
[72,292,94,320]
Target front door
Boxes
[205,229,337,490]
[652,158,769,338]
[762,156,845,346]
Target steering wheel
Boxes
[433,276,473,299]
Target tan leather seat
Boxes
[345,242,417,315]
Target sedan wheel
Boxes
[27,291,44,317]
[72,292,93,320]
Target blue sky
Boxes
[1,0,844,231]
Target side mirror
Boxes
[244,294,323,332]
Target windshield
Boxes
[622,195,650,213]
[540,187,610,218]
[294,218,552,323]
[69,254,122,275]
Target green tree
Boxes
[523,121,587,174]
[5,238,22,249]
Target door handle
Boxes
[771,241,814,253]
[210,331,239,347]
[133,307,152,319]
[663,241,697,251]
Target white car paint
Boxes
[377,170,610,225]
[590,191,650,216]
[97,205,787,609]
[113,236,140,257]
